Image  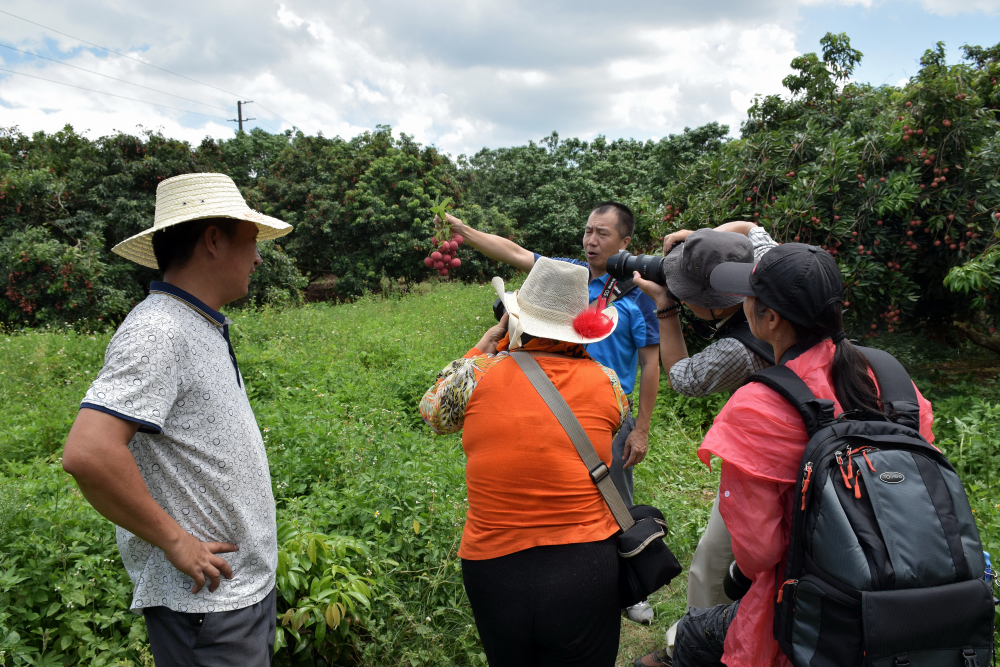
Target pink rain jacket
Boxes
[698,340,935,667]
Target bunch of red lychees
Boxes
[423,235,464,276]
[424,196,463,276]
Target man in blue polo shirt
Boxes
[447,202,661,614]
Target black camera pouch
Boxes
[618,506,682,608]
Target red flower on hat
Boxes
[572,307,614,338]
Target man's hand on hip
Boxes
[622,427,649,468]
[163,532,238,594]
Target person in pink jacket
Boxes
[666,244,934,667]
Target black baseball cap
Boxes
[709,243,842,327]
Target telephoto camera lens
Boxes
[723,560,753,601]
[493,295,509,321]
[605,250,669,285]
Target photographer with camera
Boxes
[609,221,778,667]
[663,243,935,667]
[447,204,661,623]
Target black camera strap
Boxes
[590,278,637,310]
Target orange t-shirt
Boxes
[456,344,625,560]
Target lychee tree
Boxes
[655,33,1000,349]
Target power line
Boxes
[0,8,243,97]
[251,102,296,130]
[0,42,231,113]
[0,67,231,121]
[0,8,300,130]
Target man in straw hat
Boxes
[446,203,661,623]
[420,257,629,665]
[63,173,292,665]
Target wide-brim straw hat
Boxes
[492,257,618,347]
[112,173,293,269]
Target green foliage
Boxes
[783,32,863,101]
[0,125,306,327]
[0,460,151,667]
[944,244,1000,309]
[659,34,1000,343]
[273,523,372,662]
[241,241,309,308]
[1,285,994,664]
[460,126,728,258]
[0,228,134,327]
[252,125,462,297]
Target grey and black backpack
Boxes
[746,346,996,667]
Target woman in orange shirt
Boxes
[421,258,630,666]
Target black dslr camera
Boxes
[606,249,670,285]
[493,293,514,321]
[723,560,752,601]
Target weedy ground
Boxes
[0,281,995,666]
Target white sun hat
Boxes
[111,172,293,269]
[491,257,618,348]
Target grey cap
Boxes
[663,229,754,309]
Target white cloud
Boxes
[798,0,874,6]
[604,23,797,136]
[917,0,1000,14]
[0,0,993,158]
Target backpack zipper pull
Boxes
[846,447,854,481]
[863,450,877,472]
[776,579,798,604]
[854,474,863,499]
[836,453,851,489]
[801,462,813,511]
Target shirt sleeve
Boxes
[669,338,758,397]
[595,363,630,431]
[749,226,779,262]
[533,254,588,267]
[719,462,791,576]
[80,319,182,434]
[914,382,935,444]
[630,291,660,346]
[419,349,506,435]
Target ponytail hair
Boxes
[753,299,880,413]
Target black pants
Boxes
[672,600,740,667]
[143,588,277,667]
[462,538,620,667]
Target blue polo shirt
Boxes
[535,255,660,395]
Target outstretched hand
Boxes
[163,531,238,594]
[476,313,509,355]
[442,213,465,237]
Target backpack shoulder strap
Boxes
[746,365,836,438]
[719,318,776,366]
[856,346,921,431]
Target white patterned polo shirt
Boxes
[81,281,276,613]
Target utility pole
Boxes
[228,100,255,133]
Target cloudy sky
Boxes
[1,0,999,157]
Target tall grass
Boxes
[0,282,995,666]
